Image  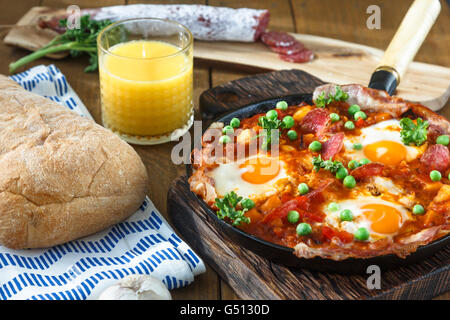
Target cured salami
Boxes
[321,133,344,160]
[420,144,450,172]
[268,41,304,55]
[261,31,296,47]
[351,162,385,180]
[279,49,315,63]
[300,108,330,136]
[259,30,314,63]
[41,4,270,42]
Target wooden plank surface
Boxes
[0,0,448,300]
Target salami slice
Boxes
[300,108,330,137]
[40,5,270,42]
[321,133,344,160]
[420,144,450,172]
[279,49,314,63]
[351,162,385,180]
[268,41,304,54]
[261,31,296,47]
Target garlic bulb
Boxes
[98,275,172,300]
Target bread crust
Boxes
[0,76,148,249]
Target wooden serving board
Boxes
[4,6,450,111]
[167,69,450,300]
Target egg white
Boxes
[207,155,290,198]
[323,195,411,241]
[343,119,422,163]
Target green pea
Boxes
[430,170,442,181]
[276,100,288,110]
[354,111,367,120]
[266,109,278,120]
[328,202,340,212]
[436,135,450,146]
[348,160,360,170]
[359,158,371,165]
[282,115,295,129]
[343,175,356,188]
[348,104,361,116]
[241,198,255,210]
[353,143,363,150]
[354,227,370,241]
[230,118,240,128]
[308,141,322,152]
[222,125,234,135]
[287,130,298,141]
[330,113,340,123]
[296,223,312,236]
[449,173,450,180]
[340,209,354,221]
[344,121,355,130]
[219,135,231,144]
[298,183,309,195]
[412,204,425,215]
[287,210,300,224]
[335,167,348,180]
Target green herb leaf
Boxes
[255,115,285,149]
[9,15,112,73]
[315,86,349,108]
[312,155,344,173]
[214,191,252,226]
[399,117,429,146]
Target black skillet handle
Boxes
[368,0,440,94]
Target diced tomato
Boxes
[337,230,354,243]
[262,196,310,223]
[260,195,282,213]
[244,208,263,223]
[321,226,354,243]
[281,193,295,203]
[301,210,325,223]
[355,118,365,128]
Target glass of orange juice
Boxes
[97,18,193,145]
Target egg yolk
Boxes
[362,204,402,234]
[240,157,280,184]
[363,140,406,165]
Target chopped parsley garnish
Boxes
[399,117,429,146]
[312,155,344,173]
[214,191,254,226]
[256,115,284,149]
[315,85,349,108]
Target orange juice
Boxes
[99,40,193,140]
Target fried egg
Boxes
[208,154,290,198]
[324,195,411,241]
[343,119,424,165]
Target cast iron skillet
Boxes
[186,94,450,274]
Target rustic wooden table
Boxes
[1,0,448,300]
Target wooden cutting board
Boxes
[4,6,450,111]
[167,69,450,300]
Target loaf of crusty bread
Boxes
[0,75,148,249]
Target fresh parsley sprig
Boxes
[215,191,254,226]
[399,117,429,146]
[315,85,349,108]
[256,115,284,149]
[312,155,344,173]
[9,15,112,73]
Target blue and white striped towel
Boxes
[2,65,205,300]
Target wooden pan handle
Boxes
[369,0,441,94]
